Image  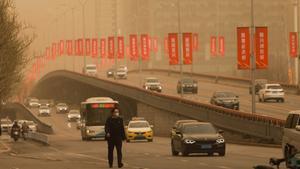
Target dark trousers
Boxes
[107,139,122,166]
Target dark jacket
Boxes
[105,116,126,141]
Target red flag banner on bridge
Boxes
[152,37,158,53]
[66,40,73,56]
[59,40,64,56]
[91,38,98,58]
[51,43,57,60]
[164,37,169,55]
[219,36,225,56]
[255,27,268,69]
[129,34,138,61]
[290,32,298,58]
[237,27,250,69]
[78,39,84,56]
[182,33,193,65]
[108,37,115,59]
[193,33,199,51]
[75,40,78,55]
[46,47,51,60]
[85,39,91,56]
[141,34,150,61]
[100,38,106,58]
[210,36,217,57]
[117,36,125,59]
[168,33,179,65]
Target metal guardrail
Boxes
[36,70,286,143]
[128,69,299,94]
[27,132,49,145]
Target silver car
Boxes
[38,106,51,116]
[68,110,81,122]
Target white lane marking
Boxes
[181,159,188,162]
[217,166,232,169]
[166,157,173,160]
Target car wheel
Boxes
[147,139,153,142]
[219,150,225,156]
[262,95,265,102]
[208,152,214,156]
[126,139,130,143]
[281,98,285,103]
[182,148,189,156]
[171,143,179,156]
[81,136,86,141]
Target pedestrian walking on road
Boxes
[105,108,126,168]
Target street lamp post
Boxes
[250,0,256,114]
[71,7,76,72]
[79,0,89,69]
[177,0,184,98]
[114,0,118,81]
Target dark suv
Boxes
[210,91,239,110]
[171,122,225,156]
[177,78,198,94]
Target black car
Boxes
[177,78,198,94]
[210,91,239,110]
[106,68,115,78]
[171,122,225,156]
[171,120,198,137]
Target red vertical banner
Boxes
[59,40,64,56]
[148,36,152,51]
[66,40,73,56]
[85,39,91,56]
[91,38,98,58]
[46,47,51,60]
[100,38,106,58]
[129,34,138,61]
[78,39,84,56]
[126,46,130,58]
[255,27,268,69]
[164,37,169,55]
[237,27,250,69]
[117,36,124,59]
[290,32,298,58]
[141,34,150,61]
[108,37,115,59]
[210,36,217,56]
[152,37,158,53]
[219,36,225,56]
[182,33,193,65]
[193,33,199,51]
[168,33,179,65]
[74,40,78,55]
[51,43,57,60]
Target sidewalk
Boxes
[0,135,11,153]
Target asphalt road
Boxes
[0,107,287,169]
[100,71,300,120]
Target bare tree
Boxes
[0,0,33,103]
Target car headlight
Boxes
[184,139,196,144]
[193,83,198,87]
[216,138,225,144]
[146,130,153,134]
[145,86,149,90]
[158,86,162,89]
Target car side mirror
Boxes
[218,129,224,134]
[296,125,300,131]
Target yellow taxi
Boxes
[126,118,153,142]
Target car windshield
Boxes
[267,85,282,89]
[86,65,96,70]
[26,121,35,125]
[215,92,236,98]
[30,99,38,102]
[69,110,80,115]
[129,121,149,128]
[57,103,67,107]
[40,106,48,109]
[183,123,217,134]
[182,78,194,83]
[1,120,11,124]
[146,79,159,83]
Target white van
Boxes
[83,64,98,77]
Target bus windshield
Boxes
[82,104,115,126]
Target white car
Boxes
[114,68,127,79]
[56,103,68,113]
[258,83,285,102]
[38,106,51,116]
[143,77,162,92]
[83,64,98,77]
[28,98,40,108]
[0,118,13,132]
[67,110,81,122]
[118,65,128,73]
[17,120,38,132]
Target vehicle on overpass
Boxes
[56,103,69,114]
[282,111,300,168]
[0,118,12,132]
[82,64,98,77]
[258,84,285,102]
[67,109,81,122]
[210,91,239,110]
[125,118,153,142]
[106,68,115,78]
[80,97,119,141]
[171,122,225,156]
[118,65,128,73]
[27,98,40,108]
[39,99,54,107]
[177,78,198,94]
[114,68,127,79]
[38,105,51,116]
[16,120,38,133]
[171,120,198,137]
[249,79,268,95]
[143,77,162,93]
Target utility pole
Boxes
[79,0,88,69]
[136,0,142,86]
[114,0,118,81]
[177,0,184,97]
[250,0,256,114]
[71,7,75,72]
[295,0,300,94]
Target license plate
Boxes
[201,144,212,149]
